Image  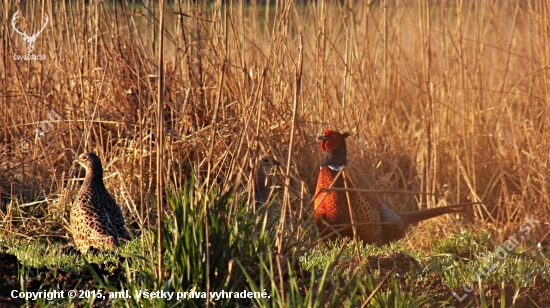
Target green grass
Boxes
[3,183,549,307]
[429,230,550,289]
[1,237,145,274]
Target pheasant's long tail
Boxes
[401,202,481,225]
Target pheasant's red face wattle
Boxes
[319,130,346,152]
[320,137,340,152]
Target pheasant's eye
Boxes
[262,158,269,163]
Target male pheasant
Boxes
[313,130,474,246]
[70,152,127,253]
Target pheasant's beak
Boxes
[273,160,281,167]
[317,135,328,141]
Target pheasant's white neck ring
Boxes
[325,165,345,172]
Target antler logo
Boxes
[11,10,48,56]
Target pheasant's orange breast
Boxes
[314,166,352,239]
[314,165,384,244]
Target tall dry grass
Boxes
[1,0,549,252]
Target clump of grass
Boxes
[161,177,264,306]
[431,229,495,255]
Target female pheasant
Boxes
[313,130,474,246]
[71,152,127,253]
[254,156,281,205]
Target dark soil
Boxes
[1,250,549,307]
[336,250,550,307]
[0,252,124,308]
[418,272,550,307]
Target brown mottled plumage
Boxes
[70,153,126,253]
[254,156,280,205]
[314,130,474,245]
